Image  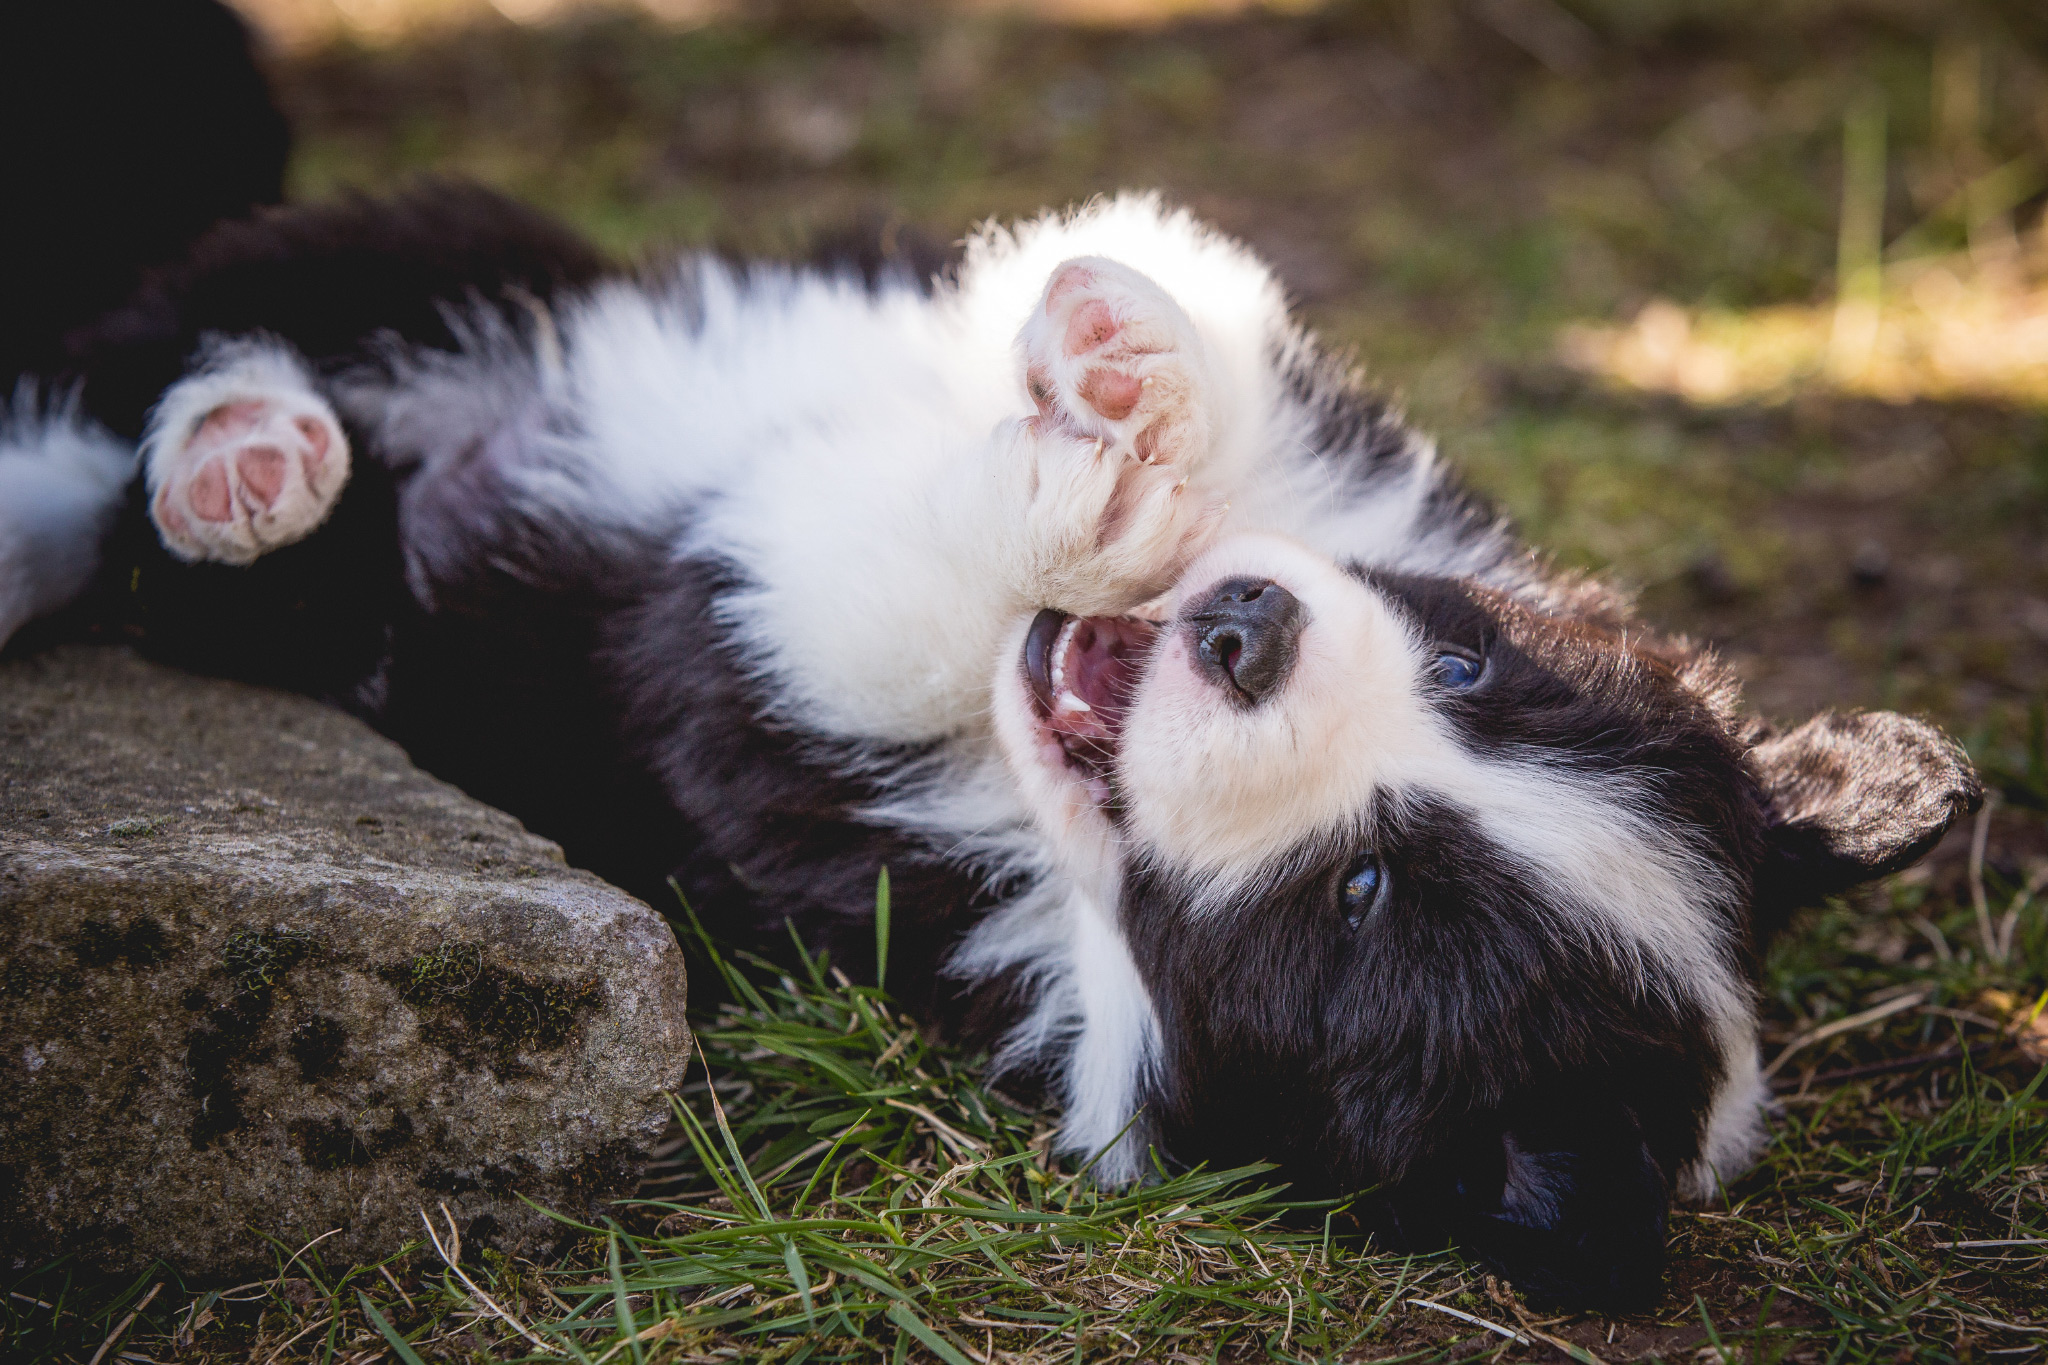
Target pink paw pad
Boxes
[234,446,289,506]
[183,461,233,521]
[1077,369,1143,422]
[1063,299,1121,357]
[148,387,351,565]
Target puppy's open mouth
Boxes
[1022,609,1159,807]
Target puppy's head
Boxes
[992,532,1979,1307]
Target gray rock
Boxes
[0,646,690,1279]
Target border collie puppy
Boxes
[0,186,1978,1307]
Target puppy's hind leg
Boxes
[0,390,135,648]
[142,337,350,565]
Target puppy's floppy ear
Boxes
[1750,710,1981,916]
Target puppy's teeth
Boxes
[1051,617,1081,694]
[1054,689,1093,714]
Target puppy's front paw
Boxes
[1004,258,1226,614]
[1022,257,1212,467]
[143,347,350,565]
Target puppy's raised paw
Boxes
[998,258,1226,616]
[1021,256,1211,470]
[143,344,350,565]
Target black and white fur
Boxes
[3,185,1978,1308]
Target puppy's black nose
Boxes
[1185,577,1305,704]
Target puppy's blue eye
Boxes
[1342,855,1387,929]
[1433,652,1482,689]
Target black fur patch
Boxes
[1124,792,1715,1307]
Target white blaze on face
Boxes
[1117,534,1436,871]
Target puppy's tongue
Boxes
[1024,610,1157,740]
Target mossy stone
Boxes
[0,646,690,1280]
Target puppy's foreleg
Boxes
[0,392,134,648]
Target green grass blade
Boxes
[885,1300,975,1365]
[355,1291,425,1365]
[780,1236,817,1327]
[875,865,891,992]
[605,1231,646,1365]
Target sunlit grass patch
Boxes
[1558,244,2048,409]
